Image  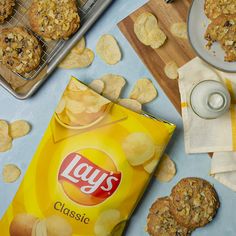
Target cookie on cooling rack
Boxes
[0,27,42,75]
[169,177,220,231]
[0,0,15,24]
[205,14,236,62]
[147,197,191,236]
[28,0,80,41]
[204,0,236,20]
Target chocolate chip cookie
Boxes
[0,27,42,75]
[0,0,15,24]
[169,178,220,230]
[205,14,236,62]
[28,0,80,41]
[147,197,191,236]
[204,0,236,20]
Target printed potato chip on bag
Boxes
[0,77,175,236]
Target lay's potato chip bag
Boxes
[0,77,175,236]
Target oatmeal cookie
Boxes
[205,14,236,62]
[28,0,80,41]
[204,0,236,20]
[169,177,220,230]
[0,0,15,24]
[147,197,191,236]
[0,27,42,75]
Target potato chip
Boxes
[122,132,155,166]
[118,98,142,113]
[32,220,47,236]
[129,78,157,104]
[71,37,86,54]
[10,214,38,236]
[170,22,187,39]
[0,120,12,152]
[155,154,176,182]
[94,209,121,236]
[67,79,88,92]
[100,74,126,101]
[164,61,179,80]
[10,120,31,139]
[89,80,105,94]
[2,164,21,183]
[59,48,94,69]
[66,98,85,114]
[83,92,109,113]
[134,12,167,49]
[0,120,9,135]
[57,111,71,126]
[45,215,72,236]
[149,29,167,49]
[0,136,12,152]
[55,97,66,114]
[66,109,106,126]
[143,146,164,173]
[96,34,121,65]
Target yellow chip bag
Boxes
[0,77,175,236]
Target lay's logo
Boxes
[58,150,121,206]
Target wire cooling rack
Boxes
[0,0,96,80]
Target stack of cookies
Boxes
[204,0,236,62]
[0,0,81,76]
[146,177,220,236]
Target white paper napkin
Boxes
[178,57,236,154]
[211,152,236,191]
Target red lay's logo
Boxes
[58,149,121,206]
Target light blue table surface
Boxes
[0,0,235,235]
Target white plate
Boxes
[188,0,236,73]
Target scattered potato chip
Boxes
[100,74,126,101]
[55,97,66,114]
[0,120,9,135]
[170,22,187,39]
[143,146,164,173]
[89,80,105,94]
[10,120,31,139]
[118,98,142,113]
[96,34,122,65]
[59,48,94,69]
[129,78,157,104]
[148,28,167,49]
[122,132,155,166]
[45,215,72,236]
[2,164,21,183]
[94,209,121,236]
[155,154,176,182]
[134,12,167,49]
[71,37,86,54]
[0,135,12,152]
[0,120,12,152]
[164,61,179,80]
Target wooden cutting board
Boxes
[118,0,195,114]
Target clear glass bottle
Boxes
[190,80,231,119]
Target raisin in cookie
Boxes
[169,178,220,231]
[147,197,191,236]
[28,0,80,41]
[0,27,41,75]
[0,0,15,24]
[204,0,236,20]
[205,14,236,62]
